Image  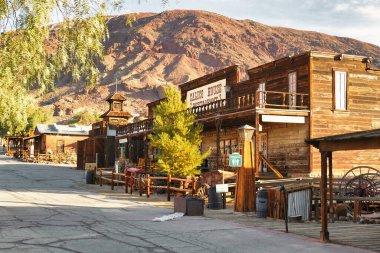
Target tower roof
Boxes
[106,93,126,102]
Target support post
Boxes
[320,151,329,242]
[215,119,222,170]
[328,152,334,222]
[100,170,103,187]
[139,175,143,196]
[130,173,134,194]
[124,170,128,193]
[167,174,171,201]
[111,170,114,190]
[146,174,151,198]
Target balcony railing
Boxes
[117,118,153,136]
[256,90,309,110]
[117,90,309,136]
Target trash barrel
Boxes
[256,189,268,218]
[85,169,95,184]
[208,186,223,210]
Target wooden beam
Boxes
[320,138,380,152]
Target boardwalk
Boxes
[205,209,380,252]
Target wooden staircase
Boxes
[258,154,285,179]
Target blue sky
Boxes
[113,0,380,46]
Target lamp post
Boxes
[234,124,256,212]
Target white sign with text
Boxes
[186,79,227,107]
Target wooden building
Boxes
[117,51,380,177]
[33,124,91,155]
[77,93,132,169]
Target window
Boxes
[258,82,266,108]
[57,140,64,153]
[288,72,297,107]
[334,71,347,110]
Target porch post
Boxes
[320,151,329,242]
[215,119,222,169]
[328,151,334,222]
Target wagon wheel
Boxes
[342,174,380,214]
[196,184,209,200]
[339,166,380,194]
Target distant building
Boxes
[33,124,91,155]
[77,92,132,169]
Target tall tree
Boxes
[149,84,210,177]
[0,1,115,135]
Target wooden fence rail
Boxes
[97,171,197,201]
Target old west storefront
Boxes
[117,51,380,177]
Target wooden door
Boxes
[259,132,268,172]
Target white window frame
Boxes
[288,72,297,107]
[334,71,347,110]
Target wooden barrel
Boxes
[208,186,223,209]
[256,190,268,218]
[85,169,95,184]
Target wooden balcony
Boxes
[117,118,153,136]
[117,90,310,136]
[192,90,309,122]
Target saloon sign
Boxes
[186,79,227,107]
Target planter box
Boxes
[174,197,204,216]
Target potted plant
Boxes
[149,84,210,215]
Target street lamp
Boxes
[238,124,255,140]
[235,124,256,212]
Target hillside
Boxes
[42,10,380,122]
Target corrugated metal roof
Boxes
[35,124,91,136]
[306,128,380,148]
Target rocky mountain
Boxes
[43,10,380,122]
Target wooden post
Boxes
[124,170,128,193]
[130,173,134,194]
[216,119,221,170]
[99,170,103,187]
[328,152,334,222]
[320,151,329,242]
[234,127,255,212]
[139,175,143,196]
[146,174,151,198]
[191,176,196,196]
[314,198,319,222]
[111,170,114,190]
[353,200,361,222]
[167,174,171,201]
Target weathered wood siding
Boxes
[310,56,380,176]
[201,128,239,169]
[44,135,88,154]
[235,53,310,98]
[266,123,310,176]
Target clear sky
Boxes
[114,0,380,47]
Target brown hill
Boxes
[43,10,380,122]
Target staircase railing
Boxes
[259,153,284,179]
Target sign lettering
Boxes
[186,79,227,108]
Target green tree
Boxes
[149,84,209,177]
[0,86,52,135]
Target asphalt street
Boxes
[0,156,374,253]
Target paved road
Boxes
[0,156,374,253]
